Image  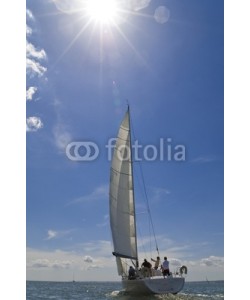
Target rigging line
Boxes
[137,222,148,259]
[149,212,153,257]
[129,110,160,257]
[138,161,160,256]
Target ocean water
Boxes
[26,280,223,300]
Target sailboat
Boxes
[109,107,187,294]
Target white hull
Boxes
[122,276,185,295]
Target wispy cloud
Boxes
[136,187,170,213]
[81,240,112,257]
[26,116,43,132]
[170,258,182,266]
[96,214,109,227]
[28,258,72,270]
[136,234,174,253]
[27,242,113,279]
[26,57,47,78]
[46,230,58,240]
[29,258,50,268]
[27,42,47,60]
[150,187,170,202]
[26,9,47,78]
[26,9,35,21]
[26,248,74,271]
[26,8,47,134]
[26,25,32,36]
[45,229,73,240]
[53,123,72,151]
[68,184,108,205]
[200,256,224,267]
[26,86,37,101]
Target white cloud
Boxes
[83,255,94,263]
[30,258,50,268]
[26,58,47,77]
[26,86,37,101]
[169,258,182,267]
[26,116,43,132]
[26,9,47,79]
[26,245,224,281]
[26,42,47,60]
[26,246,116,281]
[46,230,58,240]
[51,260,72,269]
[200,256,224,267]
[26,25,32,36]
[28,257,72,270]
[26,9,35,21]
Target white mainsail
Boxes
[109,109,138,264]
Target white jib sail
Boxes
[109,110,138,261]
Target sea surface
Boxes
[26,280,223,300]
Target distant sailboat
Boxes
[109,107,187,294]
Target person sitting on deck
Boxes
[128,266,136,280]
[161,256,170,278]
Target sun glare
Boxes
[86,0,118,24]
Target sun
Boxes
[86,0,118,24]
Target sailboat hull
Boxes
[122,277,185,294]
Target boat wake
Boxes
[109,290,222,300]
[109,289,159,299]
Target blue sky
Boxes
[26,0,224,281]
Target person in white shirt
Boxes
[161,256,170,278]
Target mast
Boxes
[127,105,139,268]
